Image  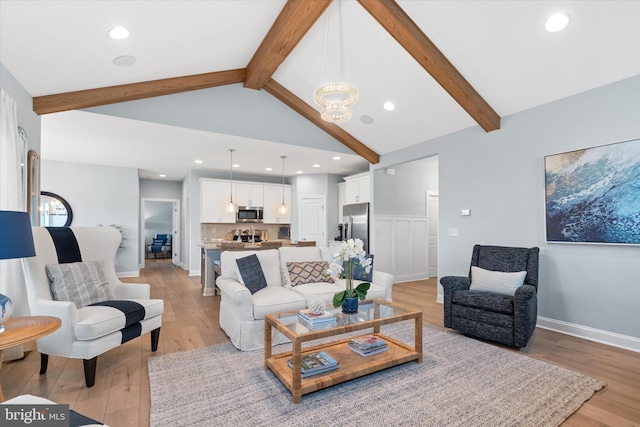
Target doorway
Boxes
[140,198,180,269]
[298,195,327,247]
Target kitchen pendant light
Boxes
[225,149,236,213]
[279,156,287,215]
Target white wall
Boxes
[373,76,640,347]
[40,160,141,276]
[144,201,172,243]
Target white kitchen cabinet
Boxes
[263,184,292,224]
[338,182,346,218]
[344,173,370,204]
[200,179,235,223]
[235,183,264,207]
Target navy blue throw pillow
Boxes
[235,254,268,294]
[343,254,374,282]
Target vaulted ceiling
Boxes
[1,1,638,180]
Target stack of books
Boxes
[348,335,389,357]
[288,351,339,378]
[297,309,337,328]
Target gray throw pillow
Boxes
[46,260,114,308]
[235,254,268,294]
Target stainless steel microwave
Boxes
[236,206,264,223]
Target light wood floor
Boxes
[2,259,638,426]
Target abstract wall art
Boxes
[545,138,640,245]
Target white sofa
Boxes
[216,246,394,351]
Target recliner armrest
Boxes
[440,276,470,292]
[216,278,252,306]
[440,276,470,328]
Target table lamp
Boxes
[0,210,36,333]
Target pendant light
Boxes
[314,0,358,122]
[279,156,287,215]
[225,149,236,213]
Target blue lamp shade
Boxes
[0,210,36,260]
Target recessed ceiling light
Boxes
[383,102,395,111]
[159,174,166,178]
[360,115,374,125]
[332,156,341,160]
[113,55,136,66]
[265,167,273,171]
[313,164,320,168]
[194,159,203,164]
[108,26,129,40]
[296,170,303,174]
[232,164,239,168]
[545,13,571,32]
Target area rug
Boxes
[148,323,605,427]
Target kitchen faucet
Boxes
[249,225,255,245]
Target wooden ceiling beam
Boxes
[33,68,247,115]
[357,0,500,132]
[244,0,332,90]
[264,78,379,164]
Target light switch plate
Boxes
[448,228,459,236]
[461,209,471,216]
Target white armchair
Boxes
[22,226,163,387]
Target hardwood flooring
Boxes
[2,259,638,426]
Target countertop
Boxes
[199,240,295,250]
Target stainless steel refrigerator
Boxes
[342,202,370,252]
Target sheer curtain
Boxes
[0,88,28,359]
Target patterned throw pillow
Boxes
[286,261,334,287]
[235,254,268,294]
[46,261,114,308]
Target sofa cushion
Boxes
[74,298,163,341]
[251,286,307,320]
[286,261,334,287]
[46,260,114,308]
[470,266,526,295]
[236,254,268,294]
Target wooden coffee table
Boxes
[0,316,61,402]
[264,299,422,403]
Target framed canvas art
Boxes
[544,138,640,245]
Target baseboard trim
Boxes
[203,288,215,297]
[189,269,200,277]
[537,316,640,353]
[117,271,139,278]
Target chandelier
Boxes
[314,0,358,123]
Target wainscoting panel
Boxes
[374,216,430,282]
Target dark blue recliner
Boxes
[440,245,540,348]
[148,234,170,258]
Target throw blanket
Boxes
[46,227,82,263]
[91,300,145,344]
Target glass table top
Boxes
[270,299,416,335]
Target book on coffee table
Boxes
[297,309,337,324]
[348,335,389,357]
[288,351,339,377]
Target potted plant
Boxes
[328,238,372,314]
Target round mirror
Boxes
[40,191,73,227]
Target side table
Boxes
[0,316,61,402]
